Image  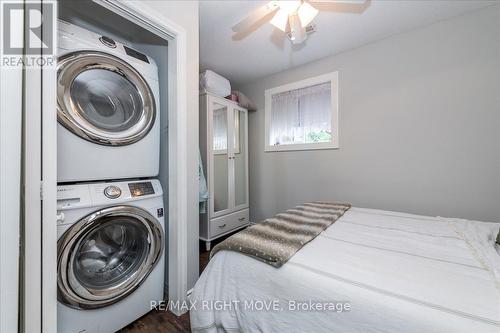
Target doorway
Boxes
[20,1,193,332]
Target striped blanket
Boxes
[210,202,351,267]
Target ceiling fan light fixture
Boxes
[278,0,301,15]
[288,14,307,44]
[270,8,289,32]
[297,2,319,27]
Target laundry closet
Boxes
[55,1,171,332]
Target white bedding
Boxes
[190,208,500,333]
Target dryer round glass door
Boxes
[57,50,156,146]
[57,206,164,309]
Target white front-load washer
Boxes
[57,20,160,182]
[57,179,165,333]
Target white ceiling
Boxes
[200,0,496,86]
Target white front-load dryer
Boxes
[57,20,160,182]
[57,179,165,333]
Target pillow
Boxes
[233,90,257,111]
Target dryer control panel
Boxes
[129,182,155,197]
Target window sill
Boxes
[264,142,339,152]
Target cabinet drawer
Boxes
[210,209,249,238]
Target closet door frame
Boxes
[0,2,24,331]
[20,1,58,332]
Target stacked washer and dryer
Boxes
[56,21,165,333]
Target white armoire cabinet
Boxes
[200,93,250,251]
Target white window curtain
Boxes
[213,108,227,151]
[269,82,331,146]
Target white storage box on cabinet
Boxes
[199,93,249,251]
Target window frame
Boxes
[264,71,339,152]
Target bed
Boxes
[189,207,500,333]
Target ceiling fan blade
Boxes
[309,0,366,3]
[309,0,371,13]
[232,1,280,33]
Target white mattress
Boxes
[190,208,500,333]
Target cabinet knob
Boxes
[238,217,245,221]
[218,224,227,228]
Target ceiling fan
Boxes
[232,0,368,45]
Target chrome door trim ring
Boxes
[57,205,164,309]
[57,50,156,146]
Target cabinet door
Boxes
[209,99,231,218]
[231,107,249,210]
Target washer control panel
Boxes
[128,181,155,197]
[104,185,122,199]
[57,180,162,211]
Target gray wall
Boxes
[239,6,500,223]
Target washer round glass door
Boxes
[58,206,164,309]
[57,50,156,146]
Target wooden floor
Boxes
[118,309,191,333]
[119,243,212,333]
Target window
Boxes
[265,72,338,151]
